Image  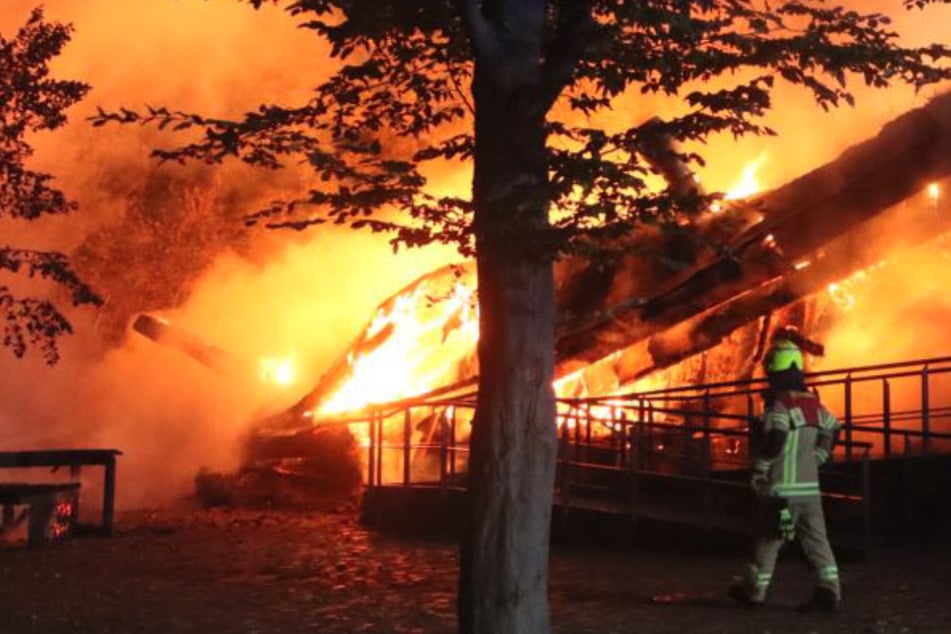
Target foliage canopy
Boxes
[93,0,951,260]
[1,8,100,363]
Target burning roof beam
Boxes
[556,90,951,370]
[616,180,951,384]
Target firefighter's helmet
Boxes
[764,339,804,373]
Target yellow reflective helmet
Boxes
[764,339,804,373]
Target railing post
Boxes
[585,403,592,445]
[403,408,412,487]
[449,406,457,478]
[882,378,891,459]
[367,415,376,489]
[862,454,872,560]
[376,413,384,485]
[628,424,639,529]
[613,406,623,469]
[647,401,656,471]
[574,407,581,446]
[921,365,930,456]
[844,375,853,464]
[702,390,712,477]
[439,409,449,491]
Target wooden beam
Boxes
[556,90,951,370]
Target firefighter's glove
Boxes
[778,507,796,542]
[750,470,771,497]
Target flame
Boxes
[352,424,371,448]
[259,354,296,387]
[707,155,767,214]
[725,154,767,201]
[319,280,479,415]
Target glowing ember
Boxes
[826,282,855,312]
[49,500,74,541]
[794,259,812,271]
[259,355,296,387]
[826,260,887,312]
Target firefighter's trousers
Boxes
[742,496,840,602]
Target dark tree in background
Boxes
[0,8,100,363]
[94,1,951,631]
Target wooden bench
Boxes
[0,449,121,544]
[0,482,81,546]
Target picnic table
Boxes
[0,449,121,545]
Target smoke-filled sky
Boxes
[1,0,950,508]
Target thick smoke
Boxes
[0,1,457,509]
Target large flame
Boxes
[710,154,766,213]
[725,153,767,201]
[318,279,479,415]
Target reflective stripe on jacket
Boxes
[753,390,840,499]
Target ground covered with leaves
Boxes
[0,506,947,634]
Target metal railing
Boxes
[338,355,951,549]
[355,355,951,485]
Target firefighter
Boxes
[729,337,842,613]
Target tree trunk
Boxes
[458,13,558,633]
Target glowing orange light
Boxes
[794,260,811,271]
[928,182,940,201]
[826,260,886,312]
[259,355,296,387]
[318,280,479,415]
[725,154,767,201]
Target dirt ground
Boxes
[0,506,948,634]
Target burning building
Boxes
[5,2,948,512]
[292,94,951,404]
[131,90,951,493]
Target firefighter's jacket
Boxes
[752,390,840,499]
